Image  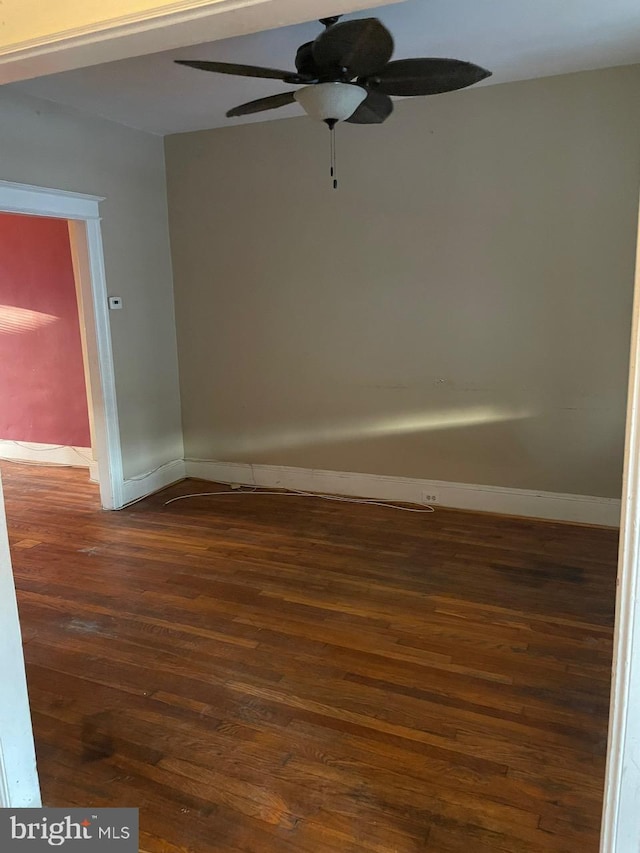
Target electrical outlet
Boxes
[421,490,439,504]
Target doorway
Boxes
[0,180,123,510]
[0,212,96,488]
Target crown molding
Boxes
[0,0,402,84]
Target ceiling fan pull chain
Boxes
[331,123,337,189]
[325,117,338,189]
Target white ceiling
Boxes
[7,0,640,135]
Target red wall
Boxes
[0,213,91,447]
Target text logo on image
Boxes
[0,808,138,850]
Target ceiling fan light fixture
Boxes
[294,82,367,122]
[178,15,493,188]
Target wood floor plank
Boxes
[2,461,617,852]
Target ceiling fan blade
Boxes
[373,58,491,96]
[175,59,305,84]
[226,91,297,118]
[346,89,393,124]
[312,18,394,78]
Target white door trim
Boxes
[0,472,41,808]
[0,179,123,509]
[600,203,640,850]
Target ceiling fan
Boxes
[176,15,491,186]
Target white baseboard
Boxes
[184,459,621,527]
[10,446,616,526]
[121,458,186,506]
[0,440,92,468]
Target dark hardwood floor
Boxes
[2,461,618,852]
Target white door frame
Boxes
[600,209,640,850]
[0,472,40,807]
[0,180,123,509]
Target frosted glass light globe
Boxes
[294,83,367,122]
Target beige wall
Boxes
[0,88,183,479]
[165,65,640,498]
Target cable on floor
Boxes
[164,486,435,513]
